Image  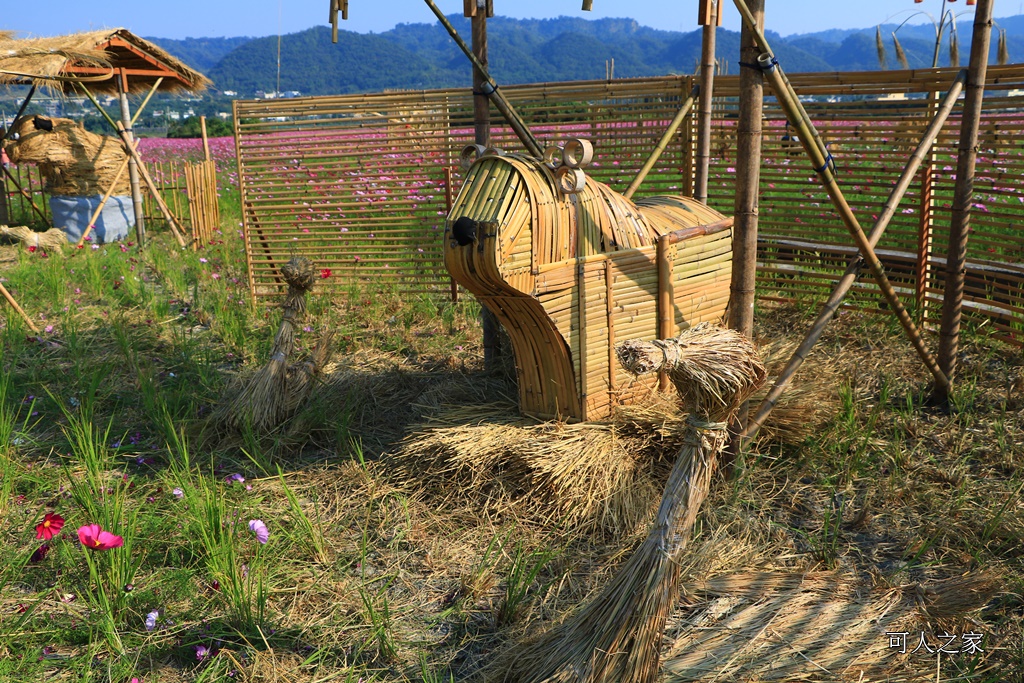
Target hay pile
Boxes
[5,116,129,197]
[391,334,836,536]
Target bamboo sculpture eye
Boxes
[452,216,478,246]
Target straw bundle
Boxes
[488,324,766,683]
[6,116,129,197]
[218,257,328,432]
[0,224,67,253]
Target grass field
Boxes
[1,152,1023,682]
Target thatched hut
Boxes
[0,29,211,243]
[0,29,210,94]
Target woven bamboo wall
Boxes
[234,65,1024,345]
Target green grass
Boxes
[1,187,1022,682]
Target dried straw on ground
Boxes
[0,225,67,253]
[6,116,129,196]
[217,257,330,432]
[664,571,1000,681]
[488,324,766,683]
[391,337,834,536]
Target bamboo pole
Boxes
[0,281,39,333]
[623,84,699,199]
[200,116,211,162]
[936,0,995,403]
[742,70,967,441]
[76,138,139,247]
[731,0,950,393]
[657,234,674,391]
[422,0,544,159]
[722,0,765,472]
[116,69,146,248]
[1,166,49,224]
[695,0,720,203]
[129,77,163,127]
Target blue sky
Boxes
[3,1,1016,40]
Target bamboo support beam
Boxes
[423,0,544,159]
[129,77,163,127]
[623,84,699,199]
[0,281,39,333]
[695,0,720,203]
[731,0,950,393]
[937,0,995,402]
[742,70,967,441]
[113,122,188,248]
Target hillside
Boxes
[148,14,1024,97]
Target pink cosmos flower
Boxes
[77,524,124,550]
[36,513,65,540]
[248,519,269,544]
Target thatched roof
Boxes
[0,28,210,94]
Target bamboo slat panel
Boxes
[235,63,1024,346]
[185,159,220,249]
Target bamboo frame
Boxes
[732,0,950,393]
[742,70,968,442]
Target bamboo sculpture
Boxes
[489,323,766,683]
[445,148,734,422]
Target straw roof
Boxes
[0,28,210,94]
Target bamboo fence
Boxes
[185,159,220,249]
[226,64,1024,347]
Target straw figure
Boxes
[217,257,332,432]
[489,323,766,683]
[5,115,129,197]
[0,224,68,253]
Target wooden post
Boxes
[200,115,211,162]
[695,0,721,204]
[0,170,8,225]
[937,0,995,402]
[117,69,146,248]
[724,0,765,472]
[657,234,674,392]
[469,0,501,370]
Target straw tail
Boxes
[875,26,887,69]
[998,29,1009,66]
[892,33,910,70]
[218,256,320,431]
[950,27,960,68]
[485,325,764,683]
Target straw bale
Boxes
[0,224,67,253]
[0,29,210,94]
[5,116,129,197]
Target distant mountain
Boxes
[145,36,255,76]
[149,14,1024,97]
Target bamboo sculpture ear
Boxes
[452,216,477,246]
